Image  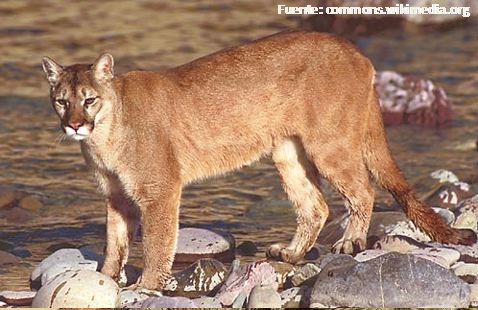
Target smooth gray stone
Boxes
[310,252,470,308]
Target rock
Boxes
[280,286,311,308]
[119,289,145,307]
[41,260,99,285]
[215,260,278,306]
[315,253,356,269]
[0,300,6,307]
[31,270,119,307]
[236,241,258,256]
[129,296,196,308]
[436,243,478,264]
[304,247,320,260]
[425,182,472,209]
[269,261,295,288]
[231,292,247,308]
[164,258,227,298]
[430,169,460,184]
[470,284,478,307]
[383,220,432,242]
[0,190,17,210]
[354,249,389,262]
[0,241,14,252]
[192,296,222,308]
[453,194,478,232]
[175,228,235,263]
[367,211,409,239]
[291,263,321,287]
[11,249,31,258]
[409,247,461,268]
[452,262,478,283]
[1,207,32,223]
[18,196,42,211]
[375,71,453,127]
[310,252,470,307]
[118,264,142,287]
[31,248,102,289]
[247,284,281,308]
[433,207,455,224]
[0,250,20,266]
[0,291,36,306]
[372,235,427,252]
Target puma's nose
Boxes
[68,121,84,130]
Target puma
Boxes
[42,31,476,290]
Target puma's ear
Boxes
[93,53,114,82]
[42,56,63,86]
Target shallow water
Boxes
[0,1,477,290]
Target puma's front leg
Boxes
[101,194,140,281]
[135,181,181,290]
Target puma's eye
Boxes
[56,99,68,107]
[84,97,97,106]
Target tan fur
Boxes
[42,30,476,290]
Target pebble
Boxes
[452,195,478,231]
[470,284,478,307]
[175,228,235,263]
[384,220,432,242]
[118,264,142,287]
[0,251,20,266]
[291,263,321,287]
[311,252,470,307]
[304,247,320,260]
[432,207,455,224]
[0,241,14,252]
[0,291,36,306]
[215,260,278,306]
[269,261,295,288]
[451,262,478,280]
[41,260,98,286]
[0,190,17,209]
[130,296,196,308]
[425,182,472,209]
[164,258,227,298]
[430,169,459,184]
[236,241,258,256]
[409,247,460,268]
[280,286,311,308]
[372,235,426,252]
[2,207,32,223]
[32,270,119,307]
[18,196,42,211]
[192,296,222,308]
[119,290,145,307]
[246,284,281,308]
[354,249,388,262]
[30,248,102,288]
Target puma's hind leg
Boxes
[267,138,329,263]
[304,142,375,254]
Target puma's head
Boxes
[42,53,115,141]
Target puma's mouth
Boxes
[64,125,92,141]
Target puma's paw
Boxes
[266,243,303,264]
[332,237,366,255]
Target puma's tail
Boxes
[363,89,476,246]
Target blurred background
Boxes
[0,0,476,290]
